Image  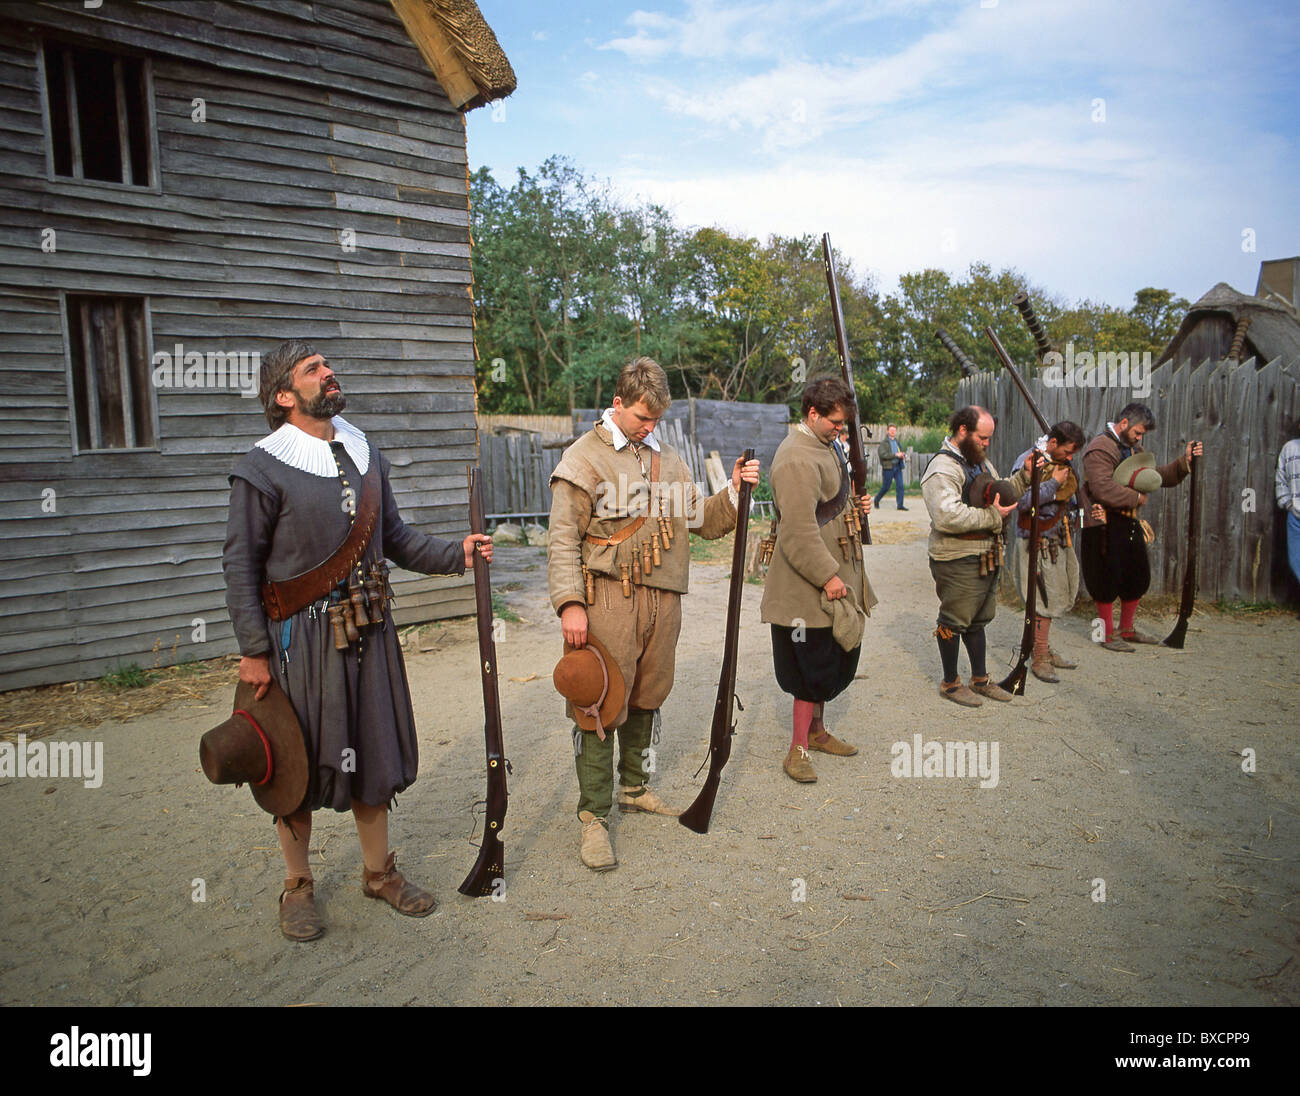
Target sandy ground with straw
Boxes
[1,505,1296,1007]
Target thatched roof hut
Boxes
[1158,279,1300,367]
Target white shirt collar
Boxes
[601,407,660,452]
[256,416,369,478]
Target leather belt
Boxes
[585,515,646,546]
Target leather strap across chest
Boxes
[260,459,380,622]
[584,449,660,545]
[813,459,851,528]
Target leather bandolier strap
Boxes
[260,460,381,622]
[813,460,851,528]
[766,451,850,561]
[583,450,660,546]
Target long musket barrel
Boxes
[1012,291,1054,363]
[821,233,871,545]
[679,448,755,835]
[999,450,1041,695]
[984,326,1050,434]
[459,466,509,897]
[935,327,979,378]
[1162,453,1200,649]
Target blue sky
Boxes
[467,0,1300,311]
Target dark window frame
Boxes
[36,37,162,194]
[60,292,161,455]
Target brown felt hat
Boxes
[964,471,1021,509]
[553,635,625,736]
[1113,452,1163,493]
[199,680,308,818]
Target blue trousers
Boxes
[876,463,905,507]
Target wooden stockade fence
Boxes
[478,400,787,522]
[575,398,791,475]
[477,408,940,520]
[958,356,1300,603]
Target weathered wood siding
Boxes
[957,356,1300,602]
[0,1,480,689]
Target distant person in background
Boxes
[875,424,907,510]
[1276,416,1300,593]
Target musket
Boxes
[459,466,510,897]
[679,447,755,835]
[984,326,1051,434]
[821,233,871,546]
[1162,453,1199,649]
[936,327,979,378]
[999,447,1042,695]
[1011,291,1054,363]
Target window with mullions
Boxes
[43,43,153,186]
[65,295,157,451]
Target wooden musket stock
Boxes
[1000,450,1041,695]
[679,447,755,835]
[1162,453,1199,649]
[459,466,510,897]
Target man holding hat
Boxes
[221,340,492,940]
[762,378,876,783]
[920,405,1019,706]
[548,356,759,871]
[1078,402,1202,651]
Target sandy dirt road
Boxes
[1,505,1296,1006]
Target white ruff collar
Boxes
[601,407,661,452]
[256,416,369,478]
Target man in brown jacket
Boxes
[1078,402,1202,650]
[761,378,876,783]
[548,357,759,870]
[920,405,1018,706]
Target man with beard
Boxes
[1006,421,1092,682]
[1078,402,1201,651]
[920,405,1018,706]
[223,340,492,941]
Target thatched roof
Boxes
[1158,281,1300,366]
[389,0,516,110]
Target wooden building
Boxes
[1158,275,1300,367]
[0,0,515,689]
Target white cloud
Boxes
[601,0,799,61]
[609,88,1292,305]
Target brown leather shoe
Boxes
[1119,629,1161,645]
[618,785,680,816]
[279,876,324,942]
[807,728,858,756]
[940,681,982,707]
[1101,637,1134,652]
[970,677,1014,702]
[1047,648,1077,669]
[362,852,436,916]
[578,810,617,871]
[1031,658,1060,683]
[783,745,817,783]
